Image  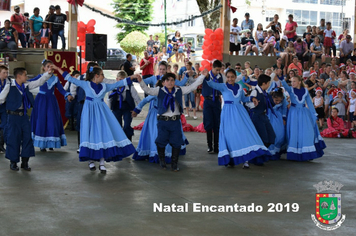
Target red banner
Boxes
[0,0,11,11]
[46,51,77,125]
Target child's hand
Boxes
[67,95,74,102]
[201,69,209,77]
[131,110,138,118]
[136,74,142,83]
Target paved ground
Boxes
[0,114,354,236]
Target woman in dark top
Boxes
[266,14,282,34]
[172,31,181,45]
[305,71,320,98]
[0,19,18,60]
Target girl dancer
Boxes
[282,76,326,161]
[206,69,270,168]
[54,65,136,173]
[31,59,73,152]
[267,88,288,160]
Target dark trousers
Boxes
[52,30,65,49]
[113,107,133,139]
[251,113,276,145]
[6,114,35,162]
[18,32,26,48]
[203,99,221,133]
[340,55,352,64]
[156,119,183,149]
[0,109,8,142]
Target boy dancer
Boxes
[0,65,10,153]
[109,71,141,141]
[249,74,276,165]
[137,70,207,171]
[0,67,52,171]
[202,60,224,153]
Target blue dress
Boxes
[282,80,326,161]
[132,95,188,164]
[206,80,270,166]
[267,99,288,160]
[63,72,135,162]
[31,75,69,149]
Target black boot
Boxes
[171,147,180,172]
[0,129,6,153]
[207,130,213,153]
[157,146,167,169]
[10,161,19,171]
[213,130,219,154]
[21,157,31,171]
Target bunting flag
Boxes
[227,0,237,13]
[67,0,85,7]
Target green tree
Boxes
[112,0,154,42]
[120,31,148,59]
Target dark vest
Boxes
[77,74,86,102]
[0,78,11,112]
[6,84,35,111]
[157,87,183,115]
[110,84,135,111]
[252,88,267,115]
[202,73,223,98]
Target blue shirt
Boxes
[30,15,43,32]
[167,44,173,54]
[241,19,254,31]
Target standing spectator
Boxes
[311,26,318,39]
[167,39,173,56]
[0,20,18,61]
[123,54,135,76]
[266,14,282,34]
[23,13,30,48]
[172,31,181,45]
[284,14,298,42]
[323,22,336,57]
[45,5,55,22]
[49,5,68,50]
[147,35,154,49]
[178,58,196,80]
[254,23,264,43]
[317,19,326,43]
[147,46,153,57]
[10,5,26,48]
[241,31,258,55]
[339,35,354,63]
[229,18,241,55]
[140,51,154,79]
[29,7,42,48]
[45,5,55,47]
[241,13,254,35]
[153,35,160,52]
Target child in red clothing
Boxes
[321,108,352,138]
[323,22,336,57]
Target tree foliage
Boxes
[120,31,148,58]
[112,0,154,42]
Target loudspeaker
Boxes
[85,34,107,61]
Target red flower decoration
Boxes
[67,0,85,7]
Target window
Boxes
[320,0,345,6]
[343,18,351,30]
[188,15,195,27]
[292,0,317,4]
[286,10,317,35]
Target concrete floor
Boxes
[0,115,354,236]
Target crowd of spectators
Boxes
[0,5,69,60]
